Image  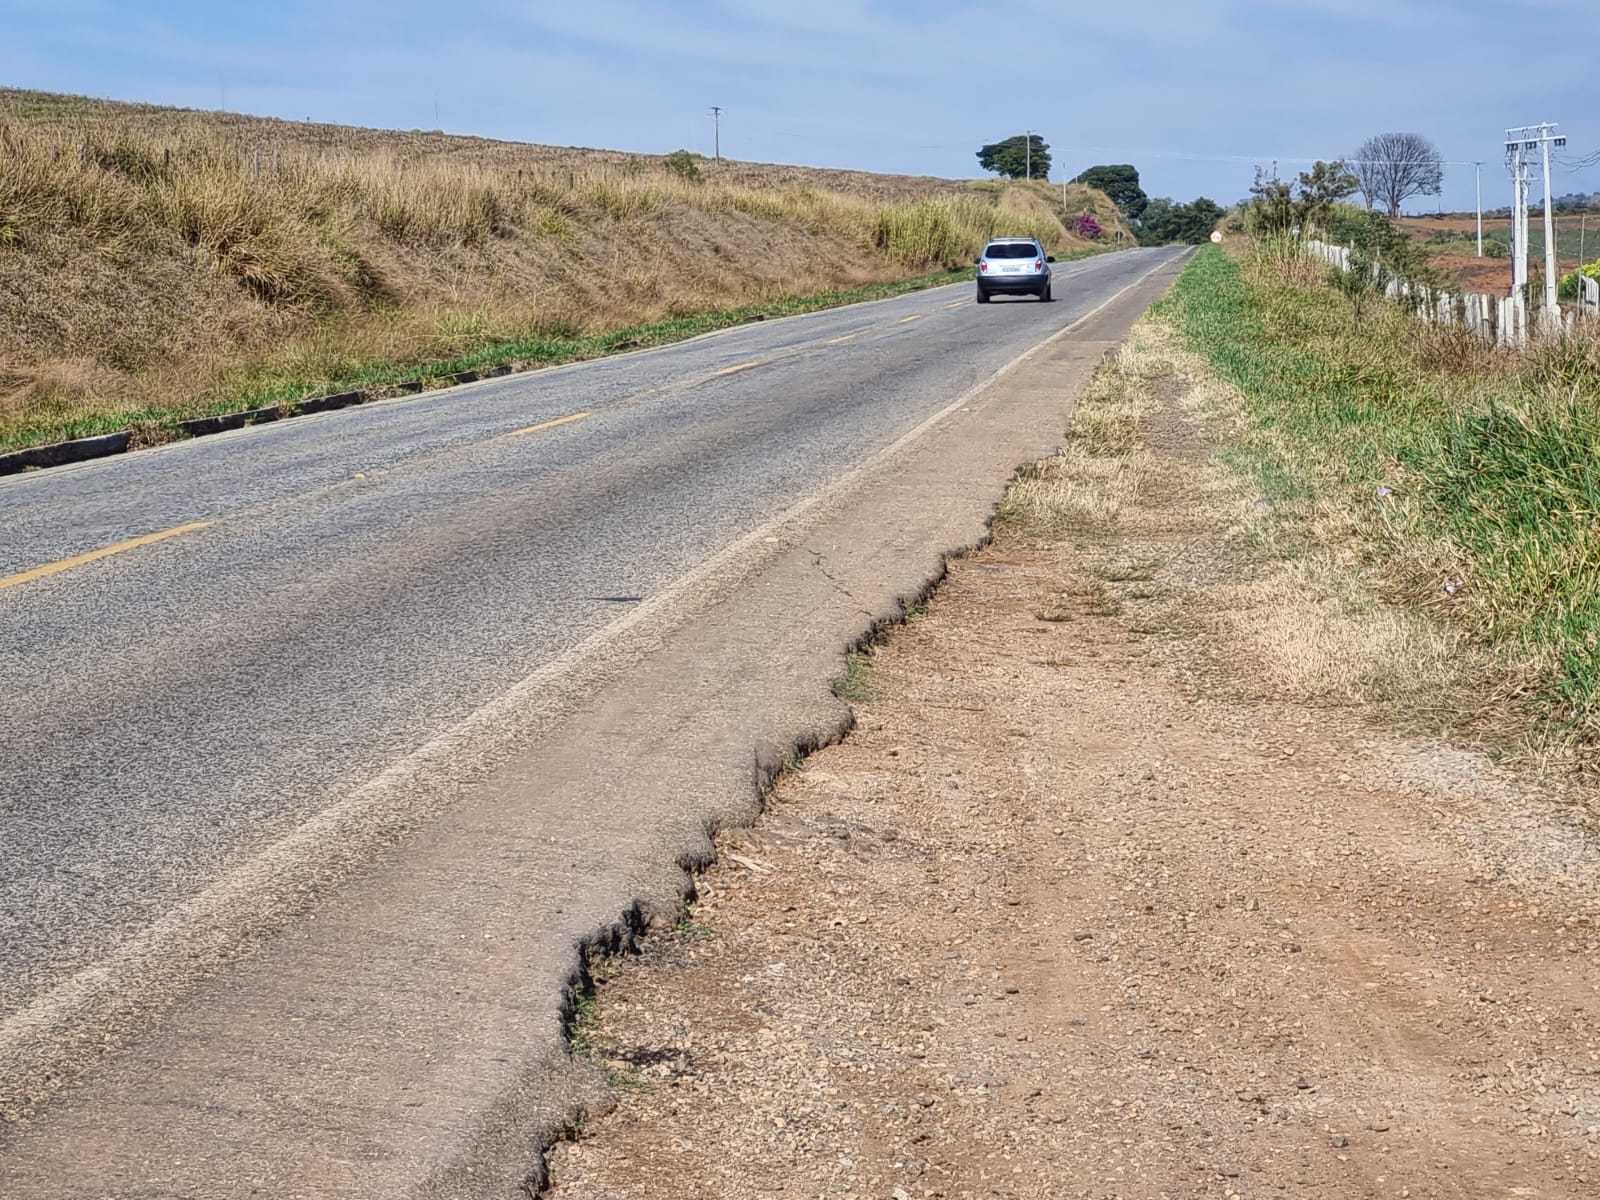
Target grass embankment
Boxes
[0,89,1129,453]
[1162,244,1600,753]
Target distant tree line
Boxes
[1072,163,1222,245]
[970,139,1224,245]
[1553,191,1600,213]
[1138,196,1226,244]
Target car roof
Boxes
[988,236,1038,243]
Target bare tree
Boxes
[1352,133,1444,217]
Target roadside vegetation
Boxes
[1161,241,1600,755]
[0,89,1129,453]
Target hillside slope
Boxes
[0,89,1131,452]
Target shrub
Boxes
[1558,258,1600,300]
[1070,213,1102,240]
[1326,207,1437,289]
[664,150,701,183]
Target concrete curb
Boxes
[0,368,499,480]
[0,432,133,475]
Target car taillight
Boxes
[1034,258,1043,270]
[979,261,988,272]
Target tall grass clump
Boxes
[0,116,1089,300]
[0,93,1129,457]
[873,197,988,266]
[1162,243,1600,752]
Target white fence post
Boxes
[1304,236,1559,349]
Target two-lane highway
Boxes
[1,247,1187,1181]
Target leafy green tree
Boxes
[1173,198,1223,243]
[1072,164,1147,220]
[1247,161,1358,237]
[1247,165,1295,235]
[1138,197,1224,244]
[1135,198,1174,244]
[1294,160,1359,231]
[976,134,1051,180]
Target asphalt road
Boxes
[0,249,1186,1171]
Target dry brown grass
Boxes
[0,87,1132,451]
[996,336,1157,536]
[1000,315,1467,714]
[1155,324,1466,711]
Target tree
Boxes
[1138,197,1224,245]
[1246,165,1295,235]
[1295,159,1359,230]
[1351,133,1443,218]
[1073,164,1147,220]
[1172,198,1224,243]
[1136,197,1174,243]
[976,134,1051,180]
[1246,161,1358,237]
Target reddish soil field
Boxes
[1396,212,1597,294]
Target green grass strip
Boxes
[1158,244,1600,746]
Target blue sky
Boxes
[5,0,1599,211]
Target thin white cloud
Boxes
[6,0,1598,206]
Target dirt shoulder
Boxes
[545,321,1600,1198]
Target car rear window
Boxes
[984,243,1037,259]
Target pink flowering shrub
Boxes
[1070,213,1103,240]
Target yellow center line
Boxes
[824,334,859,346]
[508,411,592,437]
[898,313,925,324]
[942,299,967,310]
[0,521,212,593]
[713,359,767,377]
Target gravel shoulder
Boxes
[545,319,1600,1198]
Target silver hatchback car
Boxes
[975,237,1055,303]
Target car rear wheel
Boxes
[976,287,991,304]
[1040,283,1053,302]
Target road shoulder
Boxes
[545,314,1600,1198]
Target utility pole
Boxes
[1506,122,1568,327]
[1025,130,1031,181]
[1506,131,1529,299]
[1539,126,1559,322]
[708,106,723,164]
[1474,161,1483,257]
